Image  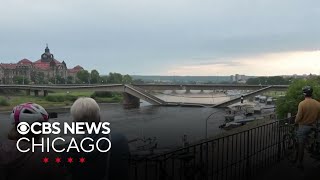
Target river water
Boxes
[0,90,236,149]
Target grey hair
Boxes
[70,97,101,123]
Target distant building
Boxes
[230,74,247,83]
[0,45,84,84]
[67,65,85,81]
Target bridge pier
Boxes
[122,92,140,109]
[26,89,31,96]
[43,90,48,97]
[34,90,39,96]
[200,89,204,93]
[185,88,191,94]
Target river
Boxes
[0,90,236,149]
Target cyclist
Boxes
[0,102,67,180]
[294,86,320,169]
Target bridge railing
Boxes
[128,117,294,180]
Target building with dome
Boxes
[0,45,84,84]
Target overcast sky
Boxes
[1,0,320,76]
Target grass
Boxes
[0,97,10,106]
[263,91,286,98]
[52,90,93,97]
[0,90,123,111]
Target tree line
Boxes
[12,70,133,84]
[76,70,133,84]
[246,76,292,85]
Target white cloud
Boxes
[166,50,320,76]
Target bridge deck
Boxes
[0,84,288,108]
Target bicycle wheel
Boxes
[282,134,297,161]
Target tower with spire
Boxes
[41,44,54,62]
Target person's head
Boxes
[8,102,49,141]
[70,97,101,123]
[302,86,313,98]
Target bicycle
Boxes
[282,123,320,162]
[282,123,298,161]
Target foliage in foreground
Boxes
[276,78,320,119]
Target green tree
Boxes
[48,77,57,84]
[35,72,46,84]
[100,76,107,84]
[246,76,291,85]
[13,76,29,84]
[67,76,74,84]
[90,70,100,84]
[31,71,45,84]
[56,75,65,84]
[276,78,320,119]
[122,74,133,84]
[76,70,90,84]
[30,71,37,84]
[107,72,123,84]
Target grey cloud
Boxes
[0,0,320,75]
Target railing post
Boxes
[246,131,251,178]
[277,121,282,162]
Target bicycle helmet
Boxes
[302,86,313,97]
[10,102,49,124]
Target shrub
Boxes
[0,97,10,106]
[65,95,78,101]
[276,78,320,119]
[45,95,59,102]
[91,91,114,98]
[45,95,65,102]
[112,96,122,101]
[56,95,65,102]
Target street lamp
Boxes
[205,110,223,140]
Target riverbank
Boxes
[0,90,123,111]
[0,102,121,114]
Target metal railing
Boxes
[129,117,294,180]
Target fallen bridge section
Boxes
[123,85,166,108]
[213,86,273,108]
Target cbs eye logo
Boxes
[17,122,30,135]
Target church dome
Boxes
[41,44,54,62]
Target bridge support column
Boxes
[34,90,39,97]
[172,90,177,94]
[185,88,191,94]
[122,93,140,109]
[26,89,31,96]
[200,89,204,93]
[43,90,48,97]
